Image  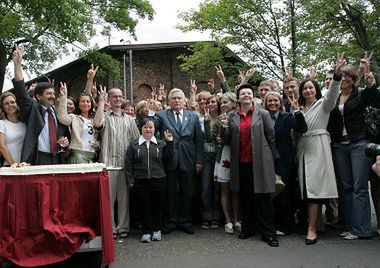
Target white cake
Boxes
[0,163,107,176]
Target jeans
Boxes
[200,152,221,221]
[333,140,372,237]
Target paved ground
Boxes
[111,226,380,268]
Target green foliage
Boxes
[0,0,154,90]
[178,0,379,82]
[81,49,121,81]
[177,41,259,87]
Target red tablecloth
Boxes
[0,171,115,267]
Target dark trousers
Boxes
[134,177,166,234]
[37,151,61,165]
[239,162,276,239]
[273,159,296,233]
[165,168,193,229]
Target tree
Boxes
[178,0,379,81]
[178,0,300,80]
[299,0,379,69]
[177,41,256,87]
[0,0,154,91]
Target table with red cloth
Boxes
[0,163,115,267]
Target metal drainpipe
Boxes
[129,50,133,104]
[123,53,127,98]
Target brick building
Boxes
[28,41,246,103]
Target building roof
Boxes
[27,41,246,84]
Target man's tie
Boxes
[175,112,182,130]
[47,109,58,155]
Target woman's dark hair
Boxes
[74,93,95,118]
[298,79,322,107]
[139,117,155,132]
[236,83,254,100]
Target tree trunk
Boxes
[0,43,8,93]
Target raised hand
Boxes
[190,79,197,95]
[11,44,23,65]
[87,63,99,80]
[359,51,372,74]
[288,93,299,110]
[207,79,215,91]
[215,65,226,82]
[238,70,244,84]
[147,98,158,112]
[245,66,256,79]
[219,113,229,128]
[335,52,346,76]
[158,83,166,101]
[98,85,107,101]
[59,82,67,96]
[203,107,211,121]
[285,67,293,79]
[151,87,157,100]
[164,129,173,141]
[364,71,375,88]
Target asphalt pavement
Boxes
[111,226,380,268]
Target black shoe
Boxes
[262,236,279,247]
[305,237,317,245]
[238,232,254,239]
[179,226,194,234]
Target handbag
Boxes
[271,173,285,199]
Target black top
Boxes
[327,83,380,143]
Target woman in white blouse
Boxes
[57,82,106,163]
[0,92,26,166]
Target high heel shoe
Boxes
[305,237,317,245]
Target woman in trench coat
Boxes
[295,54,344,245]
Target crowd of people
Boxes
[2,45,380,247]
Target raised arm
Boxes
[12,44,33,122]
[322,53,344,112]
[84,64,98,97]
[57,82,73,126]
[93,85,107,128]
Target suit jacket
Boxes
[274,111,307,166]
[221,107,276,193]
[155,109,204,172]
[13,79,69,164]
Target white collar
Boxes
[138,135,157,145]
[173,109,184,116]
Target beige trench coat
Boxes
[296,78,341,199]
[221,107,277,193]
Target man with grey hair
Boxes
[155,88,204,234]
[99,88,140,239]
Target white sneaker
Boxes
[276,230,285,236]
[344,233,359,240]
[152,231,162,241]
[339,231,350,237]
[141,234,151,243]
[234,222,242,232]
[224,223,234,234]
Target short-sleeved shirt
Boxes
[0,119,26,165]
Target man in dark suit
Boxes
[155,88,204,234]
[12,45,69,165]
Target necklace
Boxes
[340,95,349,100]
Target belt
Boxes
[340,135,350,142]
[38,151,55,156]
